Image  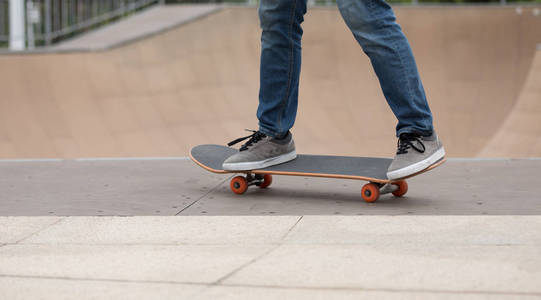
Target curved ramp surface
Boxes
[0,6,540,158]
[480,47,541,157]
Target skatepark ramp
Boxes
[0,5,540,158]
[480,45,541,157]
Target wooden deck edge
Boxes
[190,152,447,184]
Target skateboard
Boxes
[190,144,446,203]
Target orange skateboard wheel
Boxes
[258,174,272,188]
[392,180,408,197]
[361,183,380,203]
[230,176,248,194]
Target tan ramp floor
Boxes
[1,159,540,216]
[481,47,541,157]
[1,6,541,159]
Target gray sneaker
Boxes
[222,130,297,171]
[387,132,445,180]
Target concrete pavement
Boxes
[1,158,540,298]
[1,216,540,299]
[1,158,540,216]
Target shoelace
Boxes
[227,130,267,151]
[397,133,426,155]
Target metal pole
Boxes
[0,1,5,37]
[53,0,59,33]
[26,0,35,49]
[9,0,25,50]
[93,0,98,20]
[44,0,52,45]
[77,0,81,25]
[62,0,68,30]
[71,0,75,27]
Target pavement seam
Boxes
[175,175,233,215]
[14,218,65,244]
[0,274,540,296]
[211,216,305,286]
[280,215,303,240]
[5,242,282,246]
[218,283,541,296]
[0,273,204,286]
[3,242,538,247]
[212,244,283,285]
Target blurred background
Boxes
[1,0,540,48]
[0,0,540,159]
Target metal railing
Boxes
[0,0,163,49]
[0,1,8,43]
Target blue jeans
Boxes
[257,0,433,138]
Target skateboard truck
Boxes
[379,183,399,194]
[229,173,408,203]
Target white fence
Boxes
[0,0,162,49]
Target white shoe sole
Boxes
[386,147,446,180]
[222,150,297,171]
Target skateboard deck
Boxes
[190,144,445,202]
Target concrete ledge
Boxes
[1,216,540,299]
[50,4,223,52]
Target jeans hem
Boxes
[259,126,284,138]
[396,128,433,137]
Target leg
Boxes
[257,0,307,138]
[222,0,305,171]
[337,0,433,137]
[337,0,444,179]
